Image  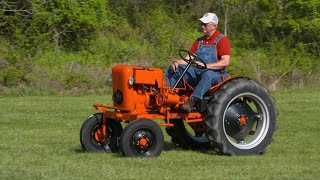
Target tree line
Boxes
[0,0,319,95]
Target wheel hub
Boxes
[131,130,154,153]
[94,128,108,142]
[224,99,257,141]
[239,114,249,126]
[138,137,149,147]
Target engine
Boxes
[111,64,165,111]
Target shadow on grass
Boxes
[73,141,221,157]
[74,146,84,153]
[73,146,123,157]
[73,141,182,153]
[74,140,177,150]
[163,141,222,156]
[163,141,177,151]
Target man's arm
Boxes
[172,54,230,71]
[205,55,230,70]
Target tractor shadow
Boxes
[163,141,221,156]
[73,141,220,156]
[73,146,85,153]
[163,141,177,151]
[73,141,180,153]
[163,141,222,155]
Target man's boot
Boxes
[181,97,198,113]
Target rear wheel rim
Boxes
[223,92,269,149]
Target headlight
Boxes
[128,77,135,85]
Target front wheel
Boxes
[205,78,278,155]
[120,119,164,157]
[80,113,123,152]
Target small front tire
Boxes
[80,113,123,152]
[120,119,164,157]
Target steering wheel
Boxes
[178,50,207,69]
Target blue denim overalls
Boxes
[166,34,227,100]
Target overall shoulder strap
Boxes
[199,37,204,44]
[197,37,204,50]
[213,34,224,45]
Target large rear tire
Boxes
[80,113,123,152]
[205,78,278,155]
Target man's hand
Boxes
[170,60,179,71]
[195,61,206,68]
[170,59,189,71]
[170,56,189,71]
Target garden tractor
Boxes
[80,50,278,157]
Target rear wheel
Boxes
[166,119,210,150]
[205,78,278,155]
[80,113,123,152]
[120,119,164,157]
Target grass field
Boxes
[1,88,320,179]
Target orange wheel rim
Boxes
[94,128,108,142]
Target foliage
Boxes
[0,0,319,94]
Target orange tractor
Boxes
[80,50,278,157]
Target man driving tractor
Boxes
[81,12,278,157]
[166,12,231,112]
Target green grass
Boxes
[1,88,320,179]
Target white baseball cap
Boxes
[199,13,219,25]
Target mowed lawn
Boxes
[1,88,320,179]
